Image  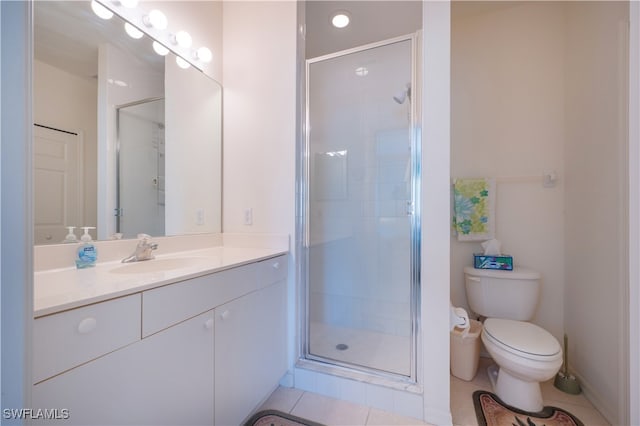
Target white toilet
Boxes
[464,266,562,413]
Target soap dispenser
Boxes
[76,227,97,269]
[62,226,78,243]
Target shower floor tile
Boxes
[309,321,411,376]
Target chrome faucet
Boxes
[121,234,158,263]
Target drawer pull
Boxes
[219,310,230,321]
[204,318,214,330]
[77,317,97,334]
[272,262,280,270]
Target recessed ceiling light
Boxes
[331,11,350,29]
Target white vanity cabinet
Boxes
[32,254,288,426]
[214,258,288,426]
[32,310,215,426]
[32,293,141,384]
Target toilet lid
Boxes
[483,318,561,358]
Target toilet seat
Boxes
[483,318,561,361]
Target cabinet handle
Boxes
[204,318,214,330]
[467,277,481,282]
[219,310,230,321]
[272,261,280,270]
[77,317,97,334]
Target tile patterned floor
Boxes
[451,357,611,426]
[258,357,610,426]
[257,386,432,426]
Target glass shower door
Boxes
[117,98,165,238]
[305,37,418,378]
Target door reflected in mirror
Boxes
[33,0,222,244]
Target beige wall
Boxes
[452,2,629,423]
[33,59,98,231]
[451,2,566,341]
[564,2,628,423]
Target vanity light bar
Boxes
[97,0,212,71]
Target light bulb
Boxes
[355,66,368,77]
[194,47,212,63]
[175,56,191,69]
[119,0,138,8]
[152,41,169,56]
[143,9,168,30]
[172,31,192,48]
[124,22,144,39]
[331,12,350,28]
[91,1,114,20]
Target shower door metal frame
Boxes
[115,96,165,234]
[299,33,421,384]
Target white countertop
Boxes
[34,246,287,318]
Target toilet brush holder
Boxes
[554,334,582,395]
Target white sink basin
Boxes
[109,257,210,274]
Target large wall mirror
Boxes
[34,1,222,245]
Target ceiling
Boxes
[34,1,163,80]
[305,1,423,59]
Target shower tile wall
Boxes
[308,40,412,341]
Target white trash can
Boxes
[450,319,483,381]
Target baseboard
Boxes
[571,369,617,425]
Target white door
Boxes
[33,125,83,244]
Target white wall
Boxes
[564,2,628,423]
[422,2,453,423]
[222,0,298,385]
[33,60,98,233]
[1,0,33,416]
[165,56,222,235]
[222,1,296,236]
[451,2,566,342]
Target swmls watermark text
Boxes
[3,408,70,420]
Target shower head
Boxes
[393,91,407,104]
[393,83,411,104]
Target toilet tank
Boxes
[463,266,541,321]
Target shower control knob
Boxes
[406,201,414,216]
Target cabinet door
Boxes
[214,280,287,426]
[33,310,215,426]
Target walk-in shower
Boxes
[116,98,165,238]
[302,34,420,380]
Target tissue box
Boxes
[474,254,513,270]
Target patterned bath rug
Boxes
[244,409,326,426]
[473,391,584,426]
